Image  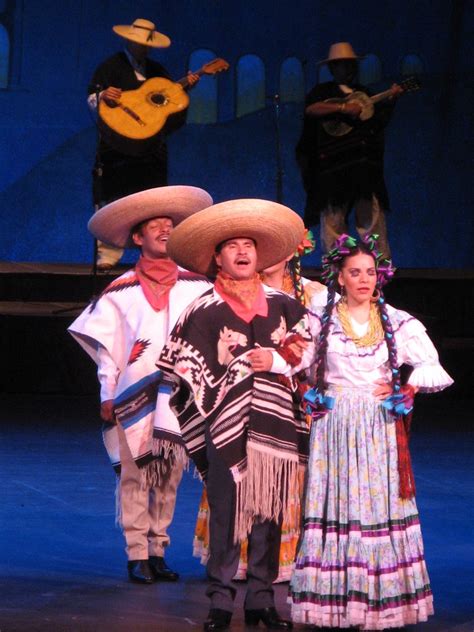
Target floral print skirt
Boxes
[289,385,433,629]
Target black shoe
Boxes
[203,609,232,631]
[244,606,292,629]
[148,555,179,581]
[127,559,154,584]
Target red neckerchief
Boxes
[214,271,268,323]
[135,256,179,311]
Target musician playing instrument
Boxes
[88,18,200,271]
[296,42,403,259]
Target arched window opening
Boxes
[358,53,382,85]
[280,57,304,103]
[401,54,424,77]
[236,54,265,118]
[186,48,219,124]
[0,24,9,88]
[317,63,332,84]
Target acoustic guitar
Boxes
[99,58,230,155]
[322,76,420,137]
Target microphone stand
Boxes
[272,93,284,203]
[91,83,103,278]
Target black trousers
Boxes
[205,427,282,612]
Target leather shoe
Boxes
[148,555,179,581]
[127,559,154,584]
[244,606,292,629]
[203,608,232,631]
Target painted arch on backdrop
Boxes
[187,48,219,124]
[0,23,9,88]
[401,54,424,76]
[280,57,304,103]
[358,53,382,86]
[236,54,265,118]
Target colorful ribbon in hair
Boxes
[296,229,316,257]
[361,233,396,286]
[303,387,335,421]
[321,233,395,287]
[321,234,357,284]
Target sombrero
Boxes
[88,186,213,248]
[317,42,364,65]
[166,199,305,276]
[113,18,171,49]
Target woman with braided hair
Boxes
[283,234,453,629]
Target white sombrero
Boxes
[317,42,364,65]
[113,18,171,49]
[88,186,213,248]
[166,199,305,276]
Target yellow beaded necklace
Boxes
[337,300,384,347]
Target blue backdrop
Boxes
[0,0,472,268]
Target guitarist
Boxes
[296,42,403,258]
[87,18,200,271]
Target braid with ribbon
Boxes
[289,256,305,305]
[289,229,316,306]
[313,235,358,403]
[360,233,399,392]
[361,234,417,499]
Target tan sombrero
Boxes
[317,42,364,65]
[88,186,213,248]
[166,199,305,276]
[113,18,171,49]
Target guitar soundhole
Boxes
[151,93,167,106]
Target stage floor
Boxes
[0,394,473,631]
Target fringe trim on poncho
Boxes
[233,445,301,544]
[148,439,189,488]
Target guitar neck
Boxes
[370,88,396,105]
[177,68,206,89]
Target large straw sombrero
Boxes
[166,199,305,276]
[113,18,171,49]
[88,186,213,248]
[317,42,364,65]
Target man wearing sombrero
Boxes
[157,200,313,631]
[68,186,212,584]
[88,18,200,271]
[296,42,403,259]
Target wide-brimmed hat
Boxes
[166,199,305,276]
[112,18,171,49]
[88,186,213,248]
[317,42,364,66]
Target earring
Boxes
[370,289,381,303]
[340,284,346,303]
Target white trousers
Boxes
[117,423,183,561]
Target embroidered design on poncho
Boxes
[128,338,151,365]
[157,286,312,542]
[68,268,212,487]
[271,316,287,345]
[89,273,140,312]
[217,327,248,366]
